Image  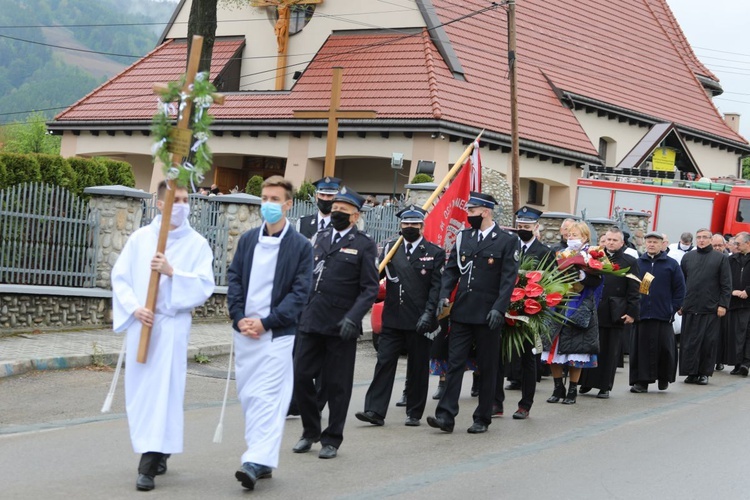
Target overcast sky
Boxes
[667,0,750,141]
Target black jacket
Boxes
[728,252,750,310]
[440,225,520,325]
[298,226,379,336]
[597,248,640,328]
[380,238,445,330]
[681,247,731,314]
[520,238,555,268]
[227,223,313,338]
[637,251,685,321]
[297,213,329,239]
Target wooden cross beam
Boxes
[251,0,324,90]
[138,35,224,364]
[293,67,377,177]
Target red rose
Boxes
[525,271,543,283]
[511,287,526,302]
[524,282,544,297]
[545,292,563,307]
[524,299,542,315]
[588,259,604,270]
[612,263,621,271]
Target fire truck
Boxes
[575,166,750,239]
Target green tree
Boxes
[96,157,136,187]
[245,175,263,197]
[0,153,42,186]
[0,112,60,154]
[295,180,316,201]
[36,154,77,189]
[743,157,750,179]
[410,173,434,184]
[187,0,218,75]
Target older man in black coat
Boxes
[579,227,639,398]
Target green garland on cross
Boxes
[151,72,216,191]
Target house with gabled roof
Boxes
[49,0,749,213]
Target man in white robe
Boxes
[227,176,313,491]
[111,181,215,491]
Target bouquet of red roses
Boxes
[502,257,577,360]
[556,245,630,276]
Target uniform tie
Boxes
[320,219,326,231]
[478,233,484,243]
[406,243,413,256]
[333,232,341,245]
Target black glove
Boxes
[416,312,433,334]
[486,309,503,330]
[338,318,360,341]
[436,299,449,318]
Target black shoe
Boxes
[716,363,725,371]
[432,380,445,400]
[730,365,742,375]
[658,380,669,391]
[697,375,709,385]
[740,366,749,377]
[562,386,578,405]
[395,391,407,407]
[155,454,170,476]
[512,407,529,419]
[318,445,338,459]
[596,390,610,399]
[505,381,522,390]
[355,410,384,426]
[684,375,699,384]
[579,386,592,394]
[491,404,503,417]
[405,416,421,427]
[467,422,488,434]
[235,463,258,490]
[426,415,454,433]
[136,474,155,491]
[630,383,648,393]
[292,437,319,453]
[471,372,479,397]
[547,382,566,403]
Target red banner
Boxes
[423,159,471,252]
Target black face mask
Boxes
[317,198,333,215]
[330,210,352,231]
[517,229,534,242]
[467,215,483,230]
[401,227,421,243]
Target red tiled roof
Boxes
[55,0,746,155]
[55,38,245,121]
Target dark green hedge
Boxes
[0,153,135,193]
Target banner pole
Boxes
[378,130,484,273]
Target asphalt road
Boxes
[2,346,749,499]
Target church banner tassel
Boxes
[101,336,127,413]
[213,336,235,444]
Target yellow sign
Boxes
[652,147,676,172]
[168,128,193,157]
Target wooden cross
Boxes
[293,67,377,177]
[138,35,225,364]
[251,0,324,90]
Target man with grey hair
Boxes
[668,232,694,265]
[727,232,750,376]
[550,218,576,253]
[679,228,731,385]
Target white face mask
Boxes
[170,203,190,227]
[567,238,583,251]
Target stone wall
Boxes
[214,193,262,268]
[0,293,110,330]
[193,292,229,319]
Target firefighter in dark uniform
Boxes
[292,187,379,459]
[427,192,520,434]
[296,176,341,239]
[355,206,445,428]
[496,206,554,419]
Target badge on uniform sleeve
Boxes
[513,250,520,262]
[488,257,494,265]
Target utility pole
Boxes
[507,0,520,218]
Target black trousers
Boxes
[679,313,720,377]
[630,320,677,385]
[288,336,327,415]
[731,308,750,367]
[579,326,623,391]
[364,327,432,420]
[496,339,537,410]
[436,321,500,426]
[294,331,357,449]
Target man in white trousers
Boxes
[227,176,314,491]
[111,181,215,491]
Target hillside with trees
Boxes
[0,0,177,125]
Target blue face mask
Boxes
[261,202,284,224]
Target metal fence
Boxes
[0,183,99,287]
[141,194,229,286]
